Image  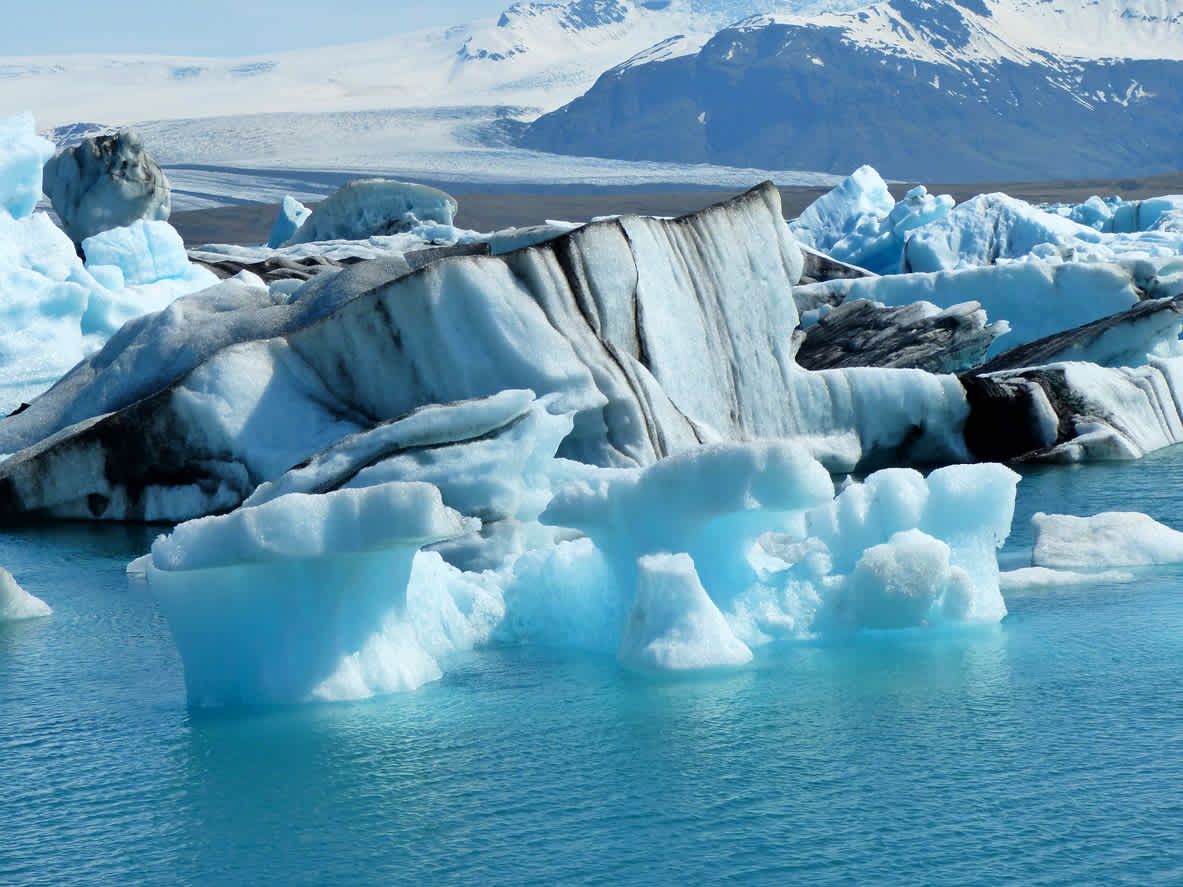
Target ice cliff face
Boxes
[0,182,972,523]
[520,0,1183,180]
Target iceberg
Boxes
[999,566,1135,591]
[1031,510,1183,569]
[0,113,217,413]
[267,195,311,248]
[790,167,954,274]
[0,112,54,219]
[281,179,458,246]
[147,482,477,705]
[0,566,51,621]
[42,129,171,247]
[145,434,1021,705]
[901,192,1183,272]
[0,183,978,525]
[964,357,1183,463]
[794,262,1144,360]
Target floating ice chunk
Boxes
[809,462,1017,618]
[618,553,752,671]
[0,203,215,412]
[1031,510,1183,569]
[0,113,54,220]
[147,482,478,705]
[267,195,312,248]
[282,179,458,245]
[999,566,1136,591]
[535,445,1016,651]
[541,440,836,598]
[0,567,51,621]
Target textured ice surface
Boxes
[1031,510,1183,569]
[42,129,171,247]
[0,184,985,531]
[0,115,217,413]
[797,262,1144,360]
[902,192,1183,272]
[0,566,51,621]
[282,179,458,246]
[82,220,191,285]
[790,167,953,274]
[1017,357,1183,462]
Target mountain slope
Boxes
[2,1,865,131]
[519,0,1183,180]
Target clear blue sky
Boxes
[1,1,512,57]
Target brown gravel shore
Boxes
[170,171,1183,248]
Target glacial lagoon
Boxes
[3,453,1181,886]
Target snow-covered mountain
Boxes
[2,0,865,131]
[0,1,873,202]
[520,0,1183,180]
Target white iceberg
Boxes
[281,179,458,246]
[0,567,51,621]
[144,432,1021,705]
[1031,510,1183,569]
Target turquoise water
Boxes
[3,456,1183,886]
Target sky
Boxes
[0,1,513,57]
